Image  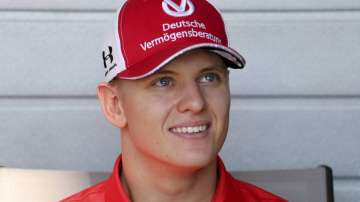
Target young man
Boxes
[62,0,287,201]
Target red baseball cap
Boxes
[101,0,246,82]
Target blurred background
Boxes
[0,0,359,201]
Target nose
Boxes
[176,82,206,114]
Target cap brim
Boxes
[117,42,246,80]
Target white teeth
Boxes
[171,125,208,134]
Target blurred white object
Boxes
[0,167,109,202]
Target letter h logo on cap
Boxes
[102,46,117,77]
[162,0,195,17]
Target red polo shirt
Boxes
[61,155,287,202]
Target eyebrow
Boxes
[199,66,227,74]
[155,69,178,75]
[155,65,227,76]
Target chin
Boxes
[171,151,218,171]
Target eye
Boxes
[198,72,220,83]
[153,76,174,87]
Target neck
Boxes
[120,134,218,202]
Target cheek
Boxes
[205,87,230,142]
[123,102,162,153]
[206,87,230,117]
[122,94,177,157]
[123,93,174,136]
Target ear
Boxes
[97,82,127,128]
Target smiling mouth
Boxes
[169,124,210,135]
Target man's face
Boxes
[117,49,230,170]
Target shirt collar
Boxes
[105,155,131,202]
[104,155,231,202]
[212,156,238,201]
